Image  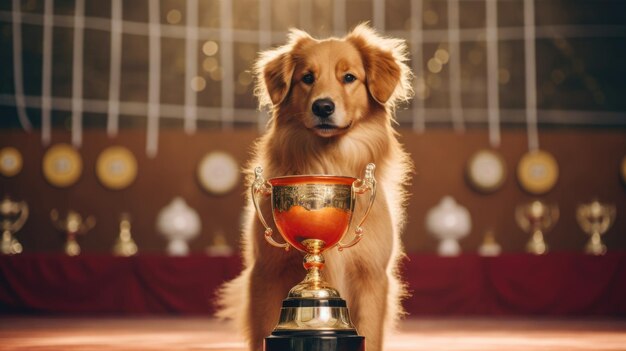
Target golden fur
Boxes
[216,24,413,351]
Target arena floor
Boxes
[1,317,626,350]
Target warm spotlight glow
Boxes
[426,73,442,89]
[210,68,223,81]
[427,58,443,73]
[238,71,253,86]
[202,57,219,72]
[190,76,206,92]
[166,9,182,24]
[202,41,219,56]
[434,49,449,64]
[415,77,430,100]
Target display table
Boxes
[1,253,625,316]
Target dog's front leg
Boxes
[346,268,389,351]
[246,258,302,351]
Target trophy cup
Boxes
[156,197,201,256]
[1,196,28,255]
[252,164,377,351]
[576,200,616,255]
[113,213,138,257]
[478,230,502,257]
[425,196,472,256]
[515,200,559,255]
[50,209,96,256]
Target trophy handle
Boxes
[338,163,377,251]
[252,167,290,251]
[10,201,29,232]
[80,216,96,234]
[50,209,66,231]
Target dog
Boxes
[216,24,413,351]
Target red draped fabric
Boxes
[402,253,626,316]
[1,253,625,316]
[0,254,239,314]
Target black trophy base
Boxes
[264,330,365,351]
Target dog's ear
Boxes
[347,24,413,107]
[254,29,315,108]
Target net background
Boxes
[0,0,625,132]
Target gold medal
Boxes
[42,144,83,187]
[517,150,559,194]
[96,146,138,190]
[0,147,23,177]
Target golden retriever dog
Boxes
[217,24,413,351]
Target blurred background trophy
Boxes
[577,200,616,255]
[425,196,472,256]
[50,209,96,256]
[205,229,234,257]
[156,197,201,256]
[112,213,138,257]
[252,164,376,351]
[478,230,502,257]
[1,196,28,255]
[515,200,559,255]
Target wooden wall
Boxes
[1,128,624,254]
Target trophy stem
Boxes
[303,239,324,287]
[526,229,548,255]
[287,239,341,299]
[585,231,607,255]
[65,236,81,256]
[1,230,22,255]
[302,258,324,290]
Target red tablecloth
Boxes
[1,253,625,316]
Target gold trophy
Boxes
[252,164,376,351]
[515,200,559,255]
[1,196,28,255]
[113,213,138,257]
[50,209,96,256]
[576,200,616,255]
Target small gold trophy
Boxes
[1,196,28,255]
[478,230,502,257]
[113,213,138,257]
[576,200,616,255]
[50,209,96,256]
[252,164,376,351]
[515,200,559,255]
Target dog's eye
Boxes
[343,73,357,83]
[302,73,315,85]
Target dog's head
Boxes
[254,24,412,138]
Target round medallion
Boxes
[466,149,506,193]
[197,151,240,195]
[517,150,559,194]
[0,147,23,177]
[96,146,138,190]
[42,143,83,187]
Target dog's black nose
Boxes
[312,98,335,118]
